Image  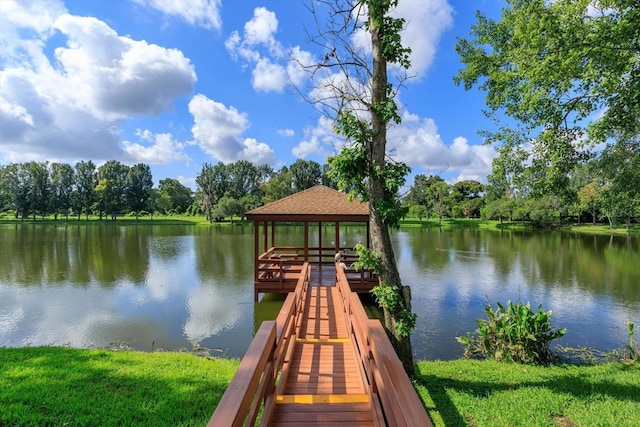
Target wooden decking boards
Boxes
[209,261,432,427]
[270,265,375,426]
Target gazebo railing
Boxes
[256,246,378,293]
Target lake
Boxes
[1,223,638,360]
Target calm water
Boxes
[1,223,638,360]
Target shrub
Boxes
[457,300,566,365]
[623,321,639,363]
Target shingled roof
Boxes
[246,185,369,222]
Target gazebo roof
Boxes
[246,185,369,222]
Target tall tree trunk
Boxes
[368,7,414,376]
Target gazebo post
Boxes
[253,220,259,300]
[271,221,275,249]
[263,221,268,253]
[318,222,322,263]
[335,222,340,254]
[304,222,309,262]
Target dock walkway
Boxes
[208,262,432,426]
[271,264,374,425]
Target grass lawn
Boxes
[1,211,637,235]
[2,347,638,426]
[415,359,640,427]
[399,217,639,235]
[0,347,238,427]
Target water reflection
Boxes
[0,224,638,360]
[396,229,640,360]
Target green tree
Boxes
[450,180,485,218]
[73,160,96,220]
[147,188,160,219]
[429,180,451,224]
[158,178,193,214]
[96,160,128,221]
[482,198,507,224]
[408,205,427,223]
[125,163,153,220]
[290,159,322,192]
[227,160,261,200]
[1,163,29,220]
[240,194,261,220]
[321,163,339,189]
[214,195,243,223]
[196,162,228,222]
[406,174,442,207]
[50,162,74,220]
[26,161,50,221]
[455,0,640,195]
[577,180,603,225]
[308,0,415,373]
[598,137,640,231]
[262,166,293,204]
[0,165,12,211]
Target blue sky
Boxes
[0,0,503,188]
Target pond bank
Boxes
[1,347,638,426]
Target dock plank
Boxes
[270,265,374,426]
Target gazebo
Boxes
[245,185,376,300]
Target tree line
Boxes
[0,159,334,222]
[448,0,640,232]
[403,139,640,231]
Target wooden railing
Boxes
[256,246,377,293]
[257,246,357,264]
[208,263,310,427]
[335,262,433,427]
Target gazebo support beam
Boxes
[271,221,275,248]
[318,222,322,263]
[304,222,309,261]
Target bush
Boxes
[623,321,639,363]
[457,300,566,365]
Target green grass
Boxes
[2,347,638,427]
[415,359,640,427]
[0,347,238,427]
[400,217,639,235]
[562,223,640,236]
[400,218,532,231]
[0,213,218,226]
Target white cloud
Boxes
[348,0,453,80]
[292,109,496,182]
[244,7,280,50]
[389,113,496,181]
[54,14,196,120]
[292,116,344,160]
[123,130,192,164]
[177,175,196,189]
[287,46,316,86]
[188,94,276,165]
[0,0,66,60]
[225,6,282,62]
[0,3,196,165]
[394,0,453,79]
[252,57,286,92]
[133,0,222,30]
[277,128,295,137]
[225,7,313,93]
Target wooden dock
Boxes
[271,266,374,426]
[208,262,432,426]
